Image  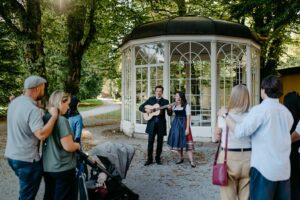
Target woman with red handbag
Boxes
[215,84,251,200]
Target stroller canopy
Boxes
[89,142,135,179]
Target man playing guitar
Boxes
[139,85,172,166]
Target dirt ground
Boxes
[0,117,220,200]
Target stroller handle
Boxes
[76,150,139,199]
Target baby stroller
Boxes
[77,142,139,200]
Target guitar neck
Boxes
[156,103,174,110]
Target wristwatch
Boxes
[222,112,229,119]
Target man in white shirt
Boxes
[219,75,293,200]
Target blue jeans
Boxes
[250,167,291,200]
[7,158,43,200]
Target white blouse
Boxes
[218,111,251,149]
[172,104,191,116]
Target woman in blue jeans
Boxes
[43,91,80,200]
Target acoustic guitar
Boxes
[143,103,174,121]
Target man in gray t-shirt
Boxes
[5,75,58,200]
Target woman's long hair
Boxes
[228,84,250,113]
[177,91,187,107]
[66,96,80,118]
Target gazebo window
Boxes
[135,43,164,124]
[170,41,211,126]
[218,43,247,107]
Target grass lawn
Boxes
[83,109,121,127]
[78,99,103,112]
[93,109,121,119]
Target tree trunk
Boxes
[25,0,46,77]
[65,2,96,95]
[65,47,83,95]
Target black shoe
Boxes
[190,162,196,168]
[176,159,184,164]
[156,160,162,165]
[144,160,153,166]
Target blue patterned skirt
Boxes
[167,116,194,151]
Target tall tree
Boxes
[0,0,47,77]
[221,0,300,77]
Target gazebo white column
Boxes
[164,41,170,132]
[130,46,135,136]
[246,44,252,105]
[210,41,217,142]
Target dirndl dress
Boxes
[167,105,194,151]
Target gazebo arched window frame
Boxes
[135,43,164,125]
[170,41,211,127]
[217,43,247,107]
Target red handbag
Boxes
[212,127,228,186]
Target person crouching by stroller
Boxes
[43,90,80,200]
[167,92,196,168]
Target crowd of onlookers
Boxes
[215,75,300,200]
[4,74,300,200]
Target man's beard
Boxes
[36,93,44,101]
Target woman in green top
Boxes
[43,90,80,200]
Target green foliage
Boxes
[42,2,69,94]
[79,63,103,99]
[0,22,27,109]
[219,0,300,76]
[0,0,299,112]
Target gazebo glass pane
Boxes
[135,43,165,65]
[217,42,247,108]
[135,43,165,125]
[170,41,211,126]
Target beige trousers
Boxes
[217,150,251,200]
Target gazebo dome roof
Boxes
[122,16,258,45]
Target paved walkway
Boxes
[80,98,121,118]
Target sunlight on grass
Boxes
[94,109,121,119]
[78,99,103,112]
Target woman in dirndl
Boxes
[167,91,196,167]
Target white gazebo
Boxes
[120,16,260,141]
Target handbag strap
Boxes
[223,127,229,164]
[213,126,229,165]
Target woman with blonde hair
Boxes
[215,84,251,200]
[42,90,80,200]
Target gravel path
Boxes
[0,117,220,200]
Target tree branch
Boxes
[0,0,28,37]
[82,0,96,53]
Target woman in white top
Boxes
[167,92,195,167]
[215,84,251,200]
